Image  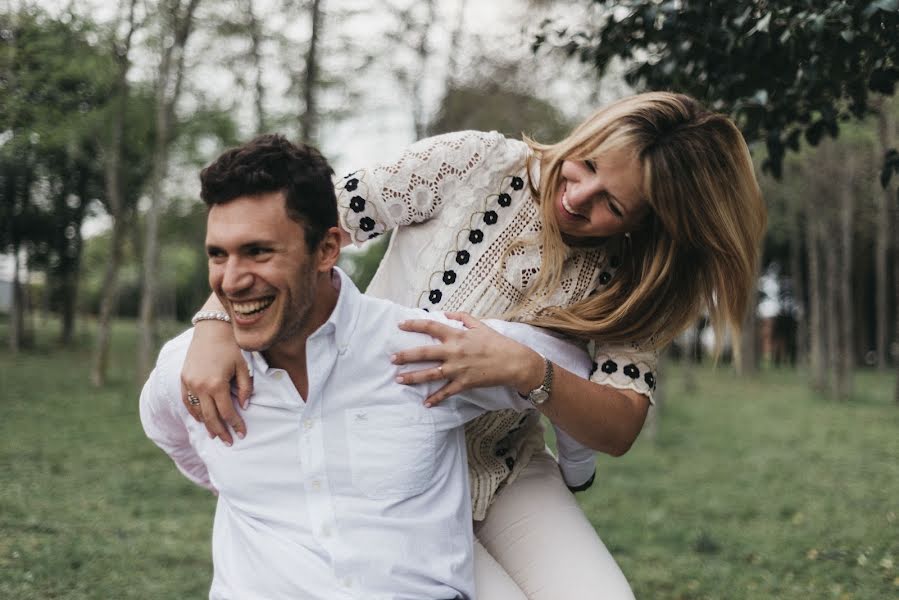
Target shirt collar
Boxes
[241,266,362,376]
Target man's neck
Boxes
[263,270,340,398]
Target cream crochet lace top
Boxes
[336,131,657,520]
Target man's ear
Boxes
[316,226,342,272]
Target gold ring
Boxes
[187,392,201,407]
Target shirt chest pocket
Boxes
[345,406,436,500]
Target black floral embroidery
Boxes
[359,217,375,232]
[428,289,442,304]
[483,210,498,225]
[349,196,366,213]
[599,271,612,285]
[644,371,656,389]
[344,178,359,192]
[510,176,524,191]
[469,229,484,244]
[623,364,640,379]
[590,361,599,376]
[504,456,515,471]
[456,250,470,265]
[368,232,380,240]
[442,270,457,285]
[601,360,618,374]
[498,193,512,207]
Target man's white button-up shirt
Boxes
[140,267,592,600]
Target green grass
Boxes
[1,318,897,599]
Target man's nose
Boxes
[222,258,253,295]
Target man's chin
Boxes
[232,331,272,353]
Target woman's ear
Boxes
[316,226,342,272]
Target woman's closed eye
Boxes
[583,159,597,173]
[606,197,623,219]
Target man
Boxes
[140,134,591,599]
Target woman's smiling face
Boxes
[553,148,649,241]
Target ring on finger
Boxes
[187,392,201,407]
[437,365,445,376]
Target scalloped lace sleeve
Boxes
[335,130,510,246]
[589,342,658,404]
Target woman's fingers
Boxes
[424,380,466,408]
[234,360,254,410]
[395,365,448,385]
[180,381,204,423]
[443,311,481,329]
[398,318,458,340]
[391,343,445,365]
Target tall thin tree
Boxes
[138,0,202,379]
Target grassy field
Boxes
[1,318,897,599]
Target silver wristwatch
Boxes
[526,357,554,406]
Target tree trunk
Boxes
[445,0,468,86]
[244,0,266,134]
[824,216,840,399]
[93,0,137,387]
[837,159,854,399]
[58,166,89,346]
[410,0,436,140]
[138,0,202,379]
[9,241,23,353]
[875,99,895,372]
[806,195,826,391]
[300,0,323,143]
[789,198,807,367]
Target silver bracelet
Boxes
[191,310,231,326]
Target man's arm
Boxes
[140,355,214,492]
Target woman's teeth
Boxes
[562,197,582,218]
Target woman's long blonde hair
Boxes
[521,92,766,352]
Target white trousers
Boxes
[473,450,635,600]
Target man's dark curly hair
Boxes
[199,134,338,250]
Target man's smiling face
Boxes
[205,191,319,354]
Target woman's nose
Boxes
[568,177,601,209]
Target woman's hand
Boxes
[391,312,544,407]
[180,320,253,446]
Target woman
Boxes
[182,92,766,598]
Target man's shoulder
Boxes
[353,294,454,354]
[151,328,194,379]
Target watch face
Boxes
[529,388,549,405]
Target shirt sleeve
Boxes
[590,342,658,404]
[335,131,511,246]
[139,363,214,492]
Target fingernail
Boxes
[424,402,432,408]
[240,399,249,410]
[224,439,232,447]
[237,431,245,440]
[390,354,398,363]
[395,376,404,384]
[209,432,215,439]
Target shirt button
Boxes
[342,577,352,588]
[303,419,314,431]
[273,371,284,380]
[310,479,321,490]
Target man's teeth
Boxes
[232,298,274,315]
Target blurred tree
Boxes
[0,7,117,348]
[93,0,147,386]
[535,0,898,177]
[138,0,203,379]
